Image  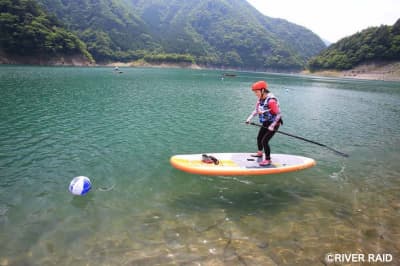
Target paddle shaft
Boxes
[248,122,349,157]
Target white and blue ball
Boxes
[69,176,91,196]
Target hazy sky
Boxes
[246,0,399,43]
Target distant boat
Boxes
[223,73,236,77]
[113,66,123,73]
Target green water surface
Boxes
[0,66,399,265]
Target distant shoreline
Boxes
[106,60,203,70]
[107,60,400,82]
[1,54,399,82]
[301,61,400,82]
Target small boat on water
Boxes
[223,73,237,77]
[114,66,123,74]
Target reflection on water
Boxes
[0,66,399,265]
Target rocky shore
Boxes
[0,51,93,66]
[107,60,202,70]
[302,61,400,82]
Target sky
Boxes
[246,0,400,43]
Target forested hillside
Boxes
[124,0,326,70]
[36,0,159,61]
[0,0,93,63]
[308,19,400,71]
[33,0,325,70]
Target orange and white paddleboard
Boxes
[170,153,316,176]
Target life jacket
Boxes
[257,94,279,123]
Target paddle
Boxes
[247,122,349,157]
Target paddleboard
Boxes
[170,153,316,176]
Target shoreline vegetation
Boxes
[1,54,399,82]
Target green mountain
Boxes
[0,0,93,62]
[124,0,326,70]
[35,0,325,70]
[308,19,400,71]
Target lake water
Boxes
[0,66,399,265]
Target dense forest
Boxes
[1,0,326,70]
[308,19,400,71]
[0,0,93,62]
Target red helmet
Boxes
[251,80,268,91]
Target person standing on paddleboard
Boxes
[246,81,283,166]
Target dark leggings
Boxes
[257,122,279,160]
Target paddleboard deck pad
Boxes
[170,153,316,176]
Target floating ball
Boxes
[69,176,91,196]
